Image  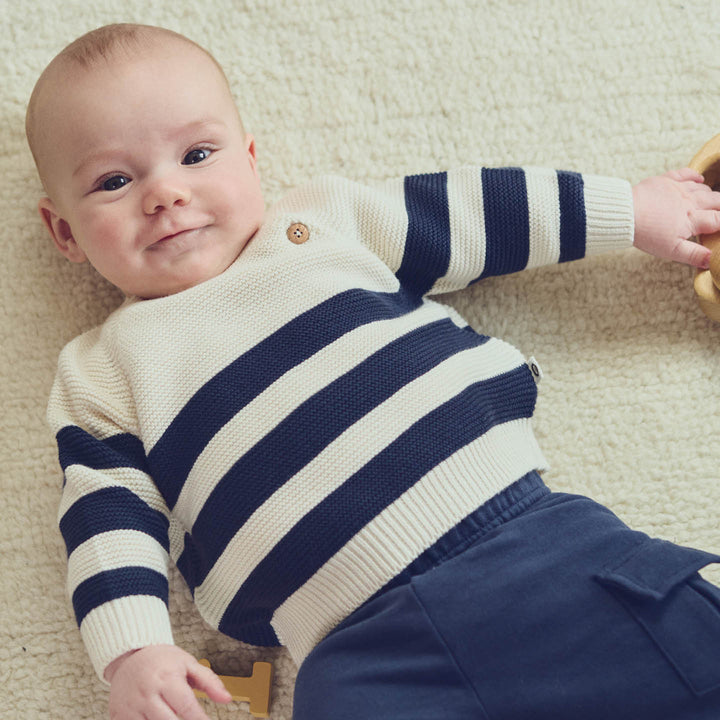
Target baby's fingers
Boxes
[694,187,720,211]
[187,659,233,704]
[664,167,705,184]
[690,208,720,237]
[671,238,711,269]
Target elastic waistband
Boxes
[374,471,549,597]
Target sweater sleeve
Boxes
[409,166,634,295]
[293,166,634,297]
[48,331,174,682]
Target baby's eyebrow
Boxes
[71,120,229,179]
[72,148,127,179]
[178,119,227,136]
[164,119,229,146]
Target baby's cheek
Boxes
[93,211,135,248]
[78,214,132,270]
[215,182,244,216]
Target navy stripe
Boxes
[60,486,170,557]
[148,287,421,510]
[72,567,168,626]
[399,172,451,296]
[176,318,490,591]
[474,167,530,282]
[218,363,537,643]
[557,170,586,263]
[57,426,148,473]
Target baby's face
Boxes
[37,40,264,298]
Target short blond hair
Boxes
[26,24,241,189]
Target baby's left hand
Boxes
[632,168,720,268]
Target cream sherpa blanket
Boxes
[3,1,720,718]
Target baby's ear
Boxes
[245,134,258,174]
[38,198,86,263]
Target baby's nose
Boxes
[143,175,191,214]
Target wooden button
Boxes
[287,223,310,244]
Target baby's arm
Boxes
[632,168,720,267]
[105,645,231,720]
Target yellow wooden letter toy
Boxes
[194,658,274,718]
[688,134,720,322]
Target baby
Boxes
[27,23,720,720]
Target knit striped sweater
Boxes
[48,167,634,679]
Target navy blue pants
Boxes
[293,473,720,719]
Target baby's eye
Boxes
[183,148,213,165]
[100,175,130,192]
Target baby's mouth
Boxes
[148,225,207,250]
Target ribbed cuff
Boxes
[79,596,174,683]
[583,175,635,255]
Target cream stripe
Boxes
[362,176,411,274]
[433,166,487,294]
[524,166,561,268]
[195,337,526,624]
[273,418,548,663]
[174,301,456,529]
[58,466,169,523]
[67,530,169,594]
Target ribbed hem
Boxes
[583,175,635,255]
[79,596,174,682]
[381,470,548,586]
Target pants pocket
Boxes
[595,538,720,696]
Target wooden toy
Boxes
[688,133,720,322]
[194,659,274,718]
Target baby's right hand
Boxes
[106,644,232,720]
